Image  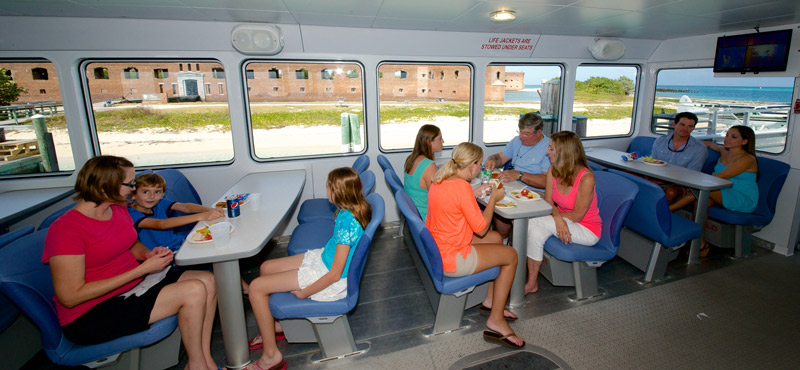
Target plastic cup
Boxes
[249,193,261,211]
[209,222,231,249]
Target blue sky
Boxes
[505,65,794,87]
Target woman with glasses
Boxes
[43,155,224,370]
[404,124,444,221]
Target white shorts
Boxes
[298,248,348,302]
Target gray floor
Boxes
[22,224,799,369]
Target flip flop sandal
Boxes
[483,330,525,350]
[248,332,287,350]
[478,304,518,321]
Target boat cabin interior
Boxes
[0,0,799,369]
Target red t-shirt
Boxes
[42,204,142,326]
[426,179,487,273]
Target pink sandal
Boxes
[248,332,286,350]
[246,360,287,370]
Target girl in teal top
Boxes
[245,167,371,370]
[404,124,444,220]
[676,125,759,256]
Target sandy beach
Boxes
[5,114,631,170]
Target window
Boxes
[94,67,109,79]
[321,69,335,80]
[653,68,794,153]
[483,64,563,144]
[83,60,233,167]
[153,69,168,79]
[245,61,365,159]
[31,67,49,80]
[573,65,638,138]
[212,68,224,79]
[379,63,472,150]
[123,67,138,79]
[159,84,164,93]
[205,83,211,94]
[0,60,75,175]
[218,83,224,95]
[347,69,359,79]
[268,68,281,79]
[246,70,254,79]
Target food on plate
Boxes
[489,178,503,188]
[496,198,516,207]
[491,170,501,179]
[192,226,213,241]
[641,156,666,165]
[511,189,538,200]
[215,201,226,208]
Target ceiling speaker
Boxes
[231,24,284,55]
[589,38,625,61]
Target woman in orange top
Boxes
[426,142,525,349]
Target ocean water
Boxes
[504,85,542,102]
[655,85,793,104]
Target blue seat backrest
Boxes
[626,136,656,156]
[360,170,376,195]
[384,168,404,196]
[701,147,720,175]
[754,157,790,219]
[0,230,62,352]
[593,171,638,248]
[39,202,77,230]
[0,225,35,332]
[377,154,394,173]
[607,169,672,236]
[394,190,444,287]
[345,194,384,301]
[156,169,202,205]
[352,155,370,174]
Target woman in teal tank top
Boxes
[404,125,443,221]
[677,125,759,256]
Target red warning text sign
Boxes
[481,37,533,51]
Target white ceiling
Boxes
[0,0,798,40]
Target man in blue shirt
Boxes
[651,111,708,211]
[484,112,550,239]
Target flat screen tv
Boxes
[713,29,792,73]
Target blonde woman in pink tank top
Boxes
[524,131,601,295]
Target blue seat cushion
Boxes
[544,236,616,262]
[626,213,701,248]
[707,206,771,226]
[438,267,499,295]
[286,220,334,256]
[296,199,337,224]
[269,292,355,319]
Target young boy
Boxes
[128,172,225,251]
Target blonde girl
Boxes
[427,142,525,349]
[246,167,371,370]
[525,131,601,294]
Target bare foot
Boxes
[485,319,524,347]
[524,280,538,294]
[244,354,283,370]
[480,302,518,320]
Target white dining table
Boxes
[175,170,305,369]
[585,147,732,264]
[476,180,552,307]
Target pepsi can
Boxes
[226,195,240,218]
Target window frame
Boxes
[573,63,641,140]
[79,58,234,169]
[482,62,566,147]
[242,59,368,163]
[376,61,475,153]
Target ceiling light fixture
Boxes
[490,10,516,22]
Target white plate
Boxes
[509,190,541,201]
[188,223,235,244]
[495,197,518,208]
[642,159,667,166]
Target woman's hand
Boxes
[473,183,490,198]
[554,216,572,244]
[139,248,173,274]
[145,246,170,260]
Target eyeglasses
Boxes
[122,180,136,188]
[517,130,537,137]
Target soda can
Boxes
[226,195,241,218]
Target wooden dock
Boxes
[0,139,40,162]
